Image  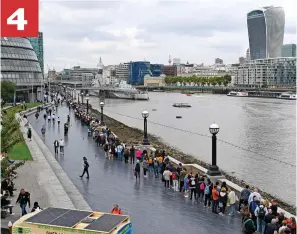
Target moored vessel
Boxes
[227,91,249,97]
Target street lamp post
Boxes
[78,93,80,103]
[207,123,222,176]
[100,102,104,125]
[86,94,89,114]
[142,110,150,145]
[81,92,84,104]
[74,89,76,100]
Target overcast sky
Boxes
[40,0,296,72]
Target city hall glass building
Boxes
[1,37,43,102]
[247,6,285,60]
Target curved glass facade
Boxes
[247,7,285,60]
[1,37,43,86]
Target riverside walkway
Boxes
[27,104,242,234]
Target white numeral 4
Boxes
[7,8,28,30]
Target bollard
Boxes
[8,221,12,234]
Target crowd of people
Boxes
[64,94,296,234]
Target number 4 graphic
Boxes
[7,8,28,30]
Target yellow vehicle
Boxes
[12,207,133,234]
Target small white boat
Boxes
[227,91,248,97]
[277,92,296,100]
[173,103,191,108]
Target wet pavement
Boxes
[28,104,242,234]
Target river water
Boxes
[87,92,296,205]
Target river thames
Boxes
[87,92,296,205]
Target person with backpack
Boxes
[204,180,212,208]
[189,174,196,200]
[249,196,260,228]
[148,156,154,172]
[218,187,228,215]
[198,177,205,203]
[171,171,178,191]
[243,212,256,234]
[134,160,141,181]
[254,200,268,234]
[142,158,149,178]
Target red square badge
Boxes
[1,0,39,37]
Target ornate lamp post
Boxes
[207,123,222,176]
[81,92,84,104]
[77,93,80,103]
[100,102,104,125]
[86,94,90,114]
[142,110,150,145]
[74,89,76,100]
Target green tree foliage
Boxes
[1,81,16,102]
[164,75,232,86]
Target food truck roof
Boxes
[17,207,130,233]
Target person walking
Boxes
[163,167,172,189]
[228,188,236,216]
[80,157,90,179]
[134,160,141,181]
[41,125,46,137]
[16,189,31,216]
[59,139,64,154]
[179,169,187,193]
[238,185,251,213]
[172,171,178,191]
[130,146,135,164]
[142,158,148,178]
[124,147,129,163]
[27,128,32,141]
[53,139,59,154]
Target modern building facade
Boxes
[28,32,44,75]
[247,6,285,60]
[1,37,43,102]
[162,65,177,76]
[234,57,296,87]
[128,61,151,85]
[115,62,130,80]
[281,44,296,57]
[150,64,162,77]
[144,74,166,87]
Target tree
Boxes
[1,81,16,102]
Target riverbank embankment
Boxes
[87,104,296,215]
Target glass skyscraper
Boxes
[128,62,151,85]
[247,6,285,60]
[150,64,162,77]
[282,44,296,57]
[28,32,44,75]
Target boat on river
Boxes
[173,103,191,108]
[227,91,248,97]
[277,92,296,100]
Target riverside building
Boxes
[1,37,43,102]
[28,32,44,76]
[234,57,296,88]
[115,63,129,80]
[247,6,285,60]
[281,44,296,57]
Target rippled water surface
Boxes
[88,93,296,205]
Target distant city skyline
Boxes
[40,0,296,72]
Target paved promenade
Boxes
[28,104,242,234]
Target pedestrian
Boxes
[163,167,172,189]
[117,143,123,161]
[212,185,219,213]
[59,139,64,154]
[47,115,51,123]
[80,157,90,179]
[53,139,59,154]
[153,158,159,178]
[198,177,205,203]
[254,200,268,233]
[41,125,46,137]
[27,128,32,141]
[183,174,189,197]
[134,160,141,181]
[142,158,148,178]
[124,147,129,163]
[228,188,236,216]
[179,168,187,193]
[189,174,196,200]
[16,189,31,216]
[104,142,109,158]
[129,146,135,164]
[204,180,212,208]
[171,171,178,191]
[243,212,257,234]
[31,202,41,212]
[238,185,251,213]
[249,196,260,227]
[218,187,228,216]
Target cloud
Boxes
[39,0,296,72]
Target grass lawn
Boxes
[6,103,41,116]
[8,143,33,160]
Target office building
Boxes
[247,6,285,60]
[234,57,296,87]
[281,44,296,57]
[246,48,251,61]
[28,32,44,75]
[1,37,43,102]
[70,66,98,81]
[128,61,151,85]
[150,64,162,77]
[239,57,246,64]
[162,65,177,76]
[115,62,129,80]
[144,74,166,87]
[215,58,223,64]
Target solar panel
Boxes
[85,214,128,232]
[49,210,92,227]
[26,208,69,224]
